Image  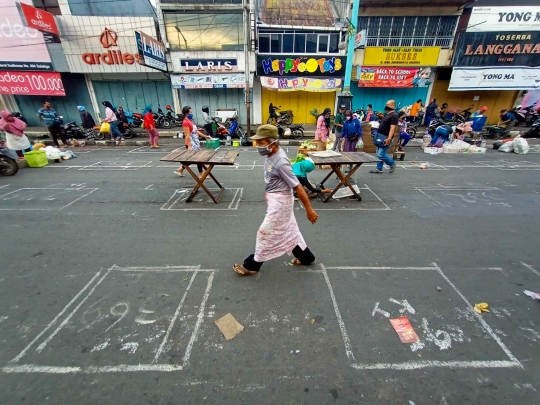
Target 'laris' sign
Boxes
[257,55,345,77]
[453,31,540,66]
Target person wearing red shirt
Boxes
[143,109,159,148]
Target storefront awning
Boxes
[171,73,253,89]
[260,76,342,92]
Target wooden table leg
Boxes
[200,164,223,189]
[183,164,221,204]
[318,168,335,189]
[321,164,362,202]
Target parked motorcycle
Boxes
[275,118,304,140]
[513,105,529,126]
[62,122,87,139]
[427,117,446,136]
[267,104,293,125]
[155,107,172,129]
[165,105,183,127]
[126,111,143,128]
[0,146,18,176]
[523,118,540,138]
[452,106,474,125]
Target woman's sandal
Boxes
[290,259,314,266]
[233,264,258,276]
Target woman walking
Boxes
[314,108,331,151]
[143,108,160,148]
[233,125,318,276]
[102,101,124,145]
[175,106,212,178]
[0,110,31,158]
[78,106,95,129]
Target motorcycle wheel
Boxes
[283,116,292,125]
[406,128,417,138]
[292,129,304,139]
[162,119,172,129]
[123,127,134,139]
[95,131,105,140]
[0,156,18,176]
[267,117,276,124]
[236,127,246,139]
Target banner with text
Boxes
[449,66,540,90]
[363,47,440,66]
[260,76,342,92]
[0,71,65,95]
[467,7,540,32]
[171,73,252,89]
[358,67,432,88]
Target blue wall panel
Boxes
[351,85,429,113]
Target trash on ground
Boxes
[215,313,244,340]
[474,303,490,313]
[523,290,540,300]
[419,163,429,169]
[390,316,419,344]
[290,350,301,354]
[437,286,442,291]
[333,184,360,200]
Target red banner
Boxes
[17,2,59,35]
[358,67,431,88]
[0,71,65,96]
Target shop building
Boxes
[255,0,348,124]
[433,3,540,125]
[159,0,256,125]
[350,1,466,111]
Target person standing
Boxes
[370,100,398,174]
[175,106,212,178]
[341,110,362,153]
[333,105,345,151]
[424,98,438,127]
[78,106,95,129]
[314,108,331,151]
[201,105,214,138]
[364,104,374,122]
[397,111,411,151]
[409,99,422,123]
[233,125,318,276]
[143,108,160,149]
[102,101,124,145]
[38,101,69,148]
[0,110,31,158]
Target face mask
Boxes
[346,116,351,120]
[187,113,194,119]
[256,141,276,156]
[384,106,392,111]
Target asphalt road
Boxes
[0,142,539,404]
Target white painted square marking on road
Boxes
[322,263,521,371]
[0,187,98,211]
[7,265,217,373]
[78,161,153,171]
[297,184,391,211]
[161,188,243,211]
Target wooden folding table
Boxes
[160,149,239,204]
[308,152,381,202]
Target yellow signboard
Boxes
[364,47,440,66]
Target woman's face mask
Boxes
[256,140,276,156]
[187,113,194,119]
[346,115,351,120]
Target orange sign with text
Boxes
[82,28,140,65]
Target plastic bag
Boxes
[513,137,529,154]
[499,141,514,153]
[326,141,334,150]
[44,146,61,160]
[356,138,364,150]
[100,121,110,133]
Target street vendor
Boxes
[233,125,318,276]
[292,158,331,198]
[498,109,516,132]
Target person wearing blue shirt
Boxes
[38,101,69,148]
[498,109,516,132]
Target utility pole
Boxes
[243,0,251,137]
[342,0,361,97]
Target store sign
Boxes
[135,31,167,72]
[179,58,238,73]
[364,47,440,66]
[16,2,58,35]
[453,31,540,67]
[354,30,366,49]
[467,7,540,32]
[59,15,157,74]
[260,76,342,92]
[0,0,53,72]
[170,73,253,89]
[449,66,540,90]
[257,55,345,77]
[358,67,432,88]
[0,71,65,96]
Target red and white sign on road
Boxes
[0,71,65,96]
[16,2,58,35]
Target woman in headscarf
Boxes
[314,107,331,151]
[0,109,31,158]
[142,104,152,115]
[116,106,129,136]
[77,106,95,129]
[201,105,214,138]
[102,101,124,144]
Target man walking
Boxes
[370,100,398,174]
[38,101,69,148]
[333,104,345,151]
[234,125,319,276]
